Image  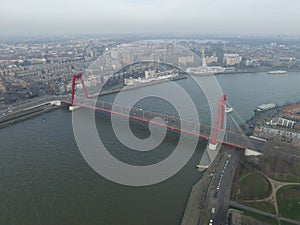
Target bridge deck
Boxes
[63,99,266,152]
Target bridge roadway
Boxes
[0,93,265,153]
[68,97,266,153]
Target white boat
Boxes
[267,70,287,74]
[196,164,209,169]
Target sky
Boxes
[1,0,300,36]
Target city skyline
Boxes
[1,0,300,36]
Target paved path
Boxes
[229,201,300,225]
[265,176,300,216]
[242,174,300,218]
[234,175,300,225]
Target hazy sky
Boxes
[1,0,300,36]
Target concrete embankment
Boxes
[181,149,224,225]
[0,103,63,129]
[98,75,187,97]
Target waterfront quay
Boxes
[181,146,241,225]
[253,102,300,144]
[0,100,62,129]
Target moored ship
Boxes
[267,70,287,74]
[255,103,277,112]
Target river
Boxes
[0,72,300,225]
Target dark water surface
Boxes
[1,72,300,225]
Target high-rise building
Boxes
[178,55,194,66]
[110,51,119,60]
[122,51,133,65]
[223,54,242,66]
[205,56,218,66]
[201,48,207,66]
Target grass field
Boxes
[244,210,278,225]
[281,221,298,225]
[277,185,300,221]
[238,172,271,199]
[241,201,276,214]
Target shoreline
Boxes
[98,74,187,96]
[0,76,188,129]
[180,148,227,225]
[0,103,63,129]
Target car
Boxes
[214,191,218,198]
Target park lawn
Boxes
[244,210,278,225]
[238,172,271,199]
[241,201,276,214]
[277,185,300,221]
[280,221,298,225]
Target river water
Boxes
[0,72,300,225]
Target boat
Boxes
[196,164,209,169]
[267,70,287,74]
[255,103,277,112]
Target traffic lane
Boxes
[213,151,241,225]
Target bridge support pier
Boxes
[208,143,218,150]
[69,105,82,111]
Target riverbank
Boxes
[0,103,63,129]
[216,67,300,75]
[181,149,225,225]
[98,74,187,96]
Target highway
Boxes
[0,95,69,118]
[1,89,266,153]
[87,98,266,152]
[206,149,241,225]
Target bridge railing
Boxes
[71,97,266,151]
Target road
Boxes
[1,92,265,153]
[228,201,300,225]
[210,149,241,225]
[0,95,69,118]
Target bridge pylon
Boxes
[71,73,89,106]
[209,95,226,150]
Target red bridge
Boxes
[63,74,266,155]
